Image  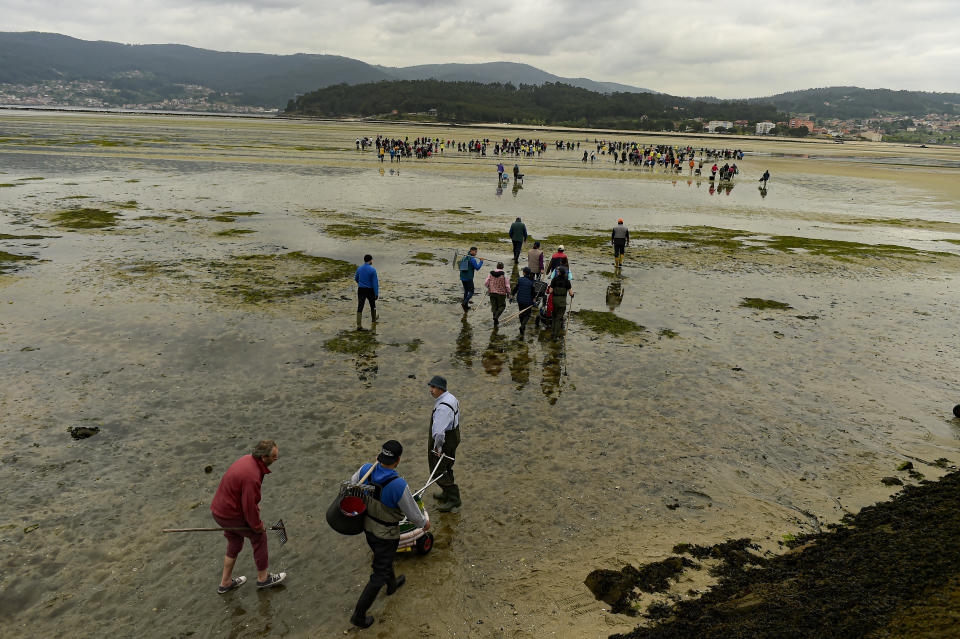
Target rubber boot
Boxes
[356,312,363,327]
[350,583,382,628]
[386,575,405,595]
[371,309,378,323]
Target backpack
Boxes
[459,255,472,272]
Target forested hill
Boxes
[752,87,960,119]
[0,32,387,106]
[285,80,783,130]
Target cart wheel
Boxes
[415,532,434,555]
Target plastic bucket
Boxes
[326,495,367,535]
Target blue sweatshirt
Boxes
[459,256,483,282]
[355,263,379,297]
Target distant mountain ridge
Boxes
[0,32,653,109]
[0,32,955,120]
[374,61,656,95]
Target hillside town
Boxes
[0,79,278,114]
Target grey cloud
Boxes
[2,0,958,97]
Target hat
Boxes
[557,245,565,252]
[427,375,447,391]
[377,440,403,464]
[617,218,624,223]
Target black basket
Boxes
[326,482,372,536]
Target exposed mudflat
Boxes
[1,111,959,638]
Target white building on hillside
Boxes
[756,121,776,135]
[706,120,733,132]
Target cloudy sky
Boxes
[3,0,958,98]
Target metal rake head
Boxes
[270,519,288,545]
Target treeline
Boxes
[286,80,784,130]
[754,86,960,120]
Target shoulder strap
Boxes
[437,401,459,416]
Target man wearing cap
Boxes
[547,245,568,275]
[612,219,630,267]
[427,375,461,512]
[458,246,484,312]
[348,440,430,628]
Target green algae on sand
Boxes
[740,298,793,310]
[0,250,38,273]
[53,208,120,230]
[215,229,255,237]
[574,309,645,336]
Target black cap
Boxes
[427,375,447,391]
[377,440,403,464]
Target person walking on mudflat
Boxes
[484,261,512,326]
[348,440,430,628]
[527,241,544,280]
[355,254,379,325]
[547,267,574,339]
[427,376,461,512]
[509,217,528,263]
[612,218,629,267]
[210,440,286,594]
[458,246,484,312]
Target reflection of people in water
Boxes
[759,186,768,199]
[509,343,532,389]
[481,328,508,376]
[511,181,522,197]
[355,324,378,384]
[540,340,565,405]
[454,316,473,368]
[605,280,624,311]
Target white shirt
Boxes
[431,391,459,449]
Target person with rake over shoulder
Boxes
[210,440,286,594]
[349,440,430,628]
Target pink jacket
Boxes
[484,270,511,296]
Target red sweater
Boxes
[211,454,270,530]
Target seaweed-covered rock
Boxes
[69,426,100,440]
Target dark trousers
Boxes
[461,280,475,306]
[363,530,400,588]
[490,293,506,321]
[613,241,626,258]
[357,287,376,313]
[429,428,461,505]
[518,301,533,331]
[551,299,567,338]
[213,514,268,571]
[512,240,523,262]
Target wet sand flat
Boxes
[2,111,960,638]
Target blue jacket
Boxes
[355,263,379,297]
[515,276,536,306]
[356,463,407,508]
[459,256,483,282]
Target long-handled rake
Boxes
[162,519,288,545]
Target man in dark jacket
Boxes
[349,441,430,628]
[210,440,286,594]
[515,267,537,335]
[509,217,528,263]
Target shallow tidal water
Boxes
[2,111,960,638]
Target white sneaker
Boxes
[256,572,286,589]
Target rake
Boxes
[162,519,288,545]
